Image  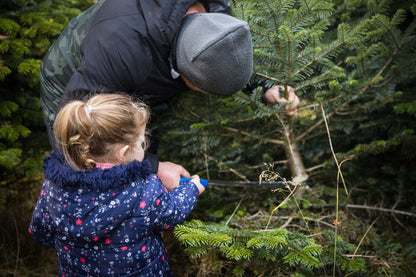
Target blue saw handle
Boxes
[180,177,209,188]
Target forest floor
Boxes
[1,178,415,276]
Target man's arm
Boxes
[202,0,231,14]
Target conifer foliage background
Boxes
[0,0,94,182]
[156,0,416,275]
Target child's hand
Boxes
[190,175,205,195]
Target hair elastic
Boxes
[87,105,93,114]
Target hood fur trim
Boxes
[43,153,151,191]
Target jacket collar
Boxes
[43,153,151,191]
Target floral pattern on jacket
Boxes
[29,153,200,276]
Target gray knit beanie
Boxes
[176,13,253,96]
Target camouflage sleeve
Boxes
[40,0,106,124]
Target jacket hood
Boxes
[44,152,151,190]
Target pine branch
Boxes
[221,126,284,145]
[252,70,282,83]
[264,0,283,56]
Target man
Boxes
[40,0,299,190]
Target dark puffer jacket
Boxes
[29,153,200,276]
[40,0,230,160]
[41,0,230,121]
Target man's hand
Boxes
[157,161,191,191]
[264,85,300,115]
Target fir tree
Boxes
[157,0,416,190]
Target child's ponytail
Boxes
[53,100,96,169]
[53,93,149,170]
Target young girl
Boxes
[29,93,205,277]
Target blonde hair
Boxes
[53,93,149,170]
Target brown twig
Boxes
[346,204,416,217]
[321,103,349,196]
[229,168,250,182]
[352,216,379,259]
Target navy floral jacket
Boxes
[29,153,200,276]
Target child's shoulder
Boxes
[138,174,165,191]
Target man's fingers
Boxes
[264,85,299,115]
[181,168,191,178]
[287,92,300,109]
[284,89,299,115]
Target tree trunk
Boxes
[283,116,308,183]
